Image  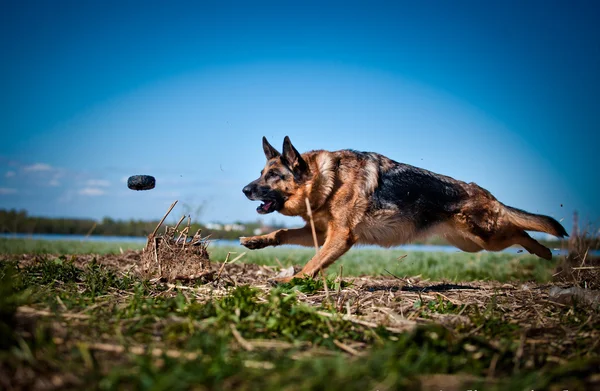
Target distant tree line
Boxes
[0,209,266,240]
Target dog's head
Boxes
[242,136,309,215]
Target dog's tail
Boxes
[504,205,568,238]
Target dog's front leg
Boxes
[240,226,325,250]
[273,225,356,283]
[240,230,282,249]
[277,225,326,247]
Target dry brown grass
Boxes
[554,226,600,290]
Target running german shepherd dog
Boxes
[241,136,567,282]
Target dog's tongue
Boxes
[257,201,273,214]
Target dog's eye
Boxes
[265,171,280,180]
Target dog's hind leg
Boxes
[514,231,553,260]
[452,209,553,260]
[468,230,552,260]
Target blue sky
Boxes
[1,0,598,230]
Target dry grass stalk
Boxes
[57,337,278,370]
[337,265,343,296]
[214,252,246,281]
[53,338,200,361]
[151,200,178,237]
[173,215,186,232]
[304,197,320,255]
[305,197,331,305]
[18,306,91,320]
[84,222,97,238]
[216,252,232,280]
[333,339,361,356]
[230,324,255,351]
[316,310,413,333]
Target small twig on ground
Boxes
[245,339,305,349]
[487,353,500,379]
[333,339,360,356]
[216,252,232,280]
[55,339,199,360]
[513,332,526,371]
[320,268,331,306]
[56,296,67,311]
[316,310,412,333]
[336,291,349,313]
[230,252,247,264]
[243,360,275,369]
[230,324,254,351]
[434,292,462,306]
[216,252,246,280]
[384,268,402,280]
[18,306,90,320]
[274,257,284,269]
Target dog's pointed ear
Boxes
[281,136,308,179]
[262,136,280,160]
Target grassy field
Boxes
[1,238,598,390]
[0,238,146,255]
[0,238,557,282]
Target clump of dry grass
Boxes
[554,221,600,290]
[140,201,212,282]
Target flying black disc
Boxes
[127,175,156,191]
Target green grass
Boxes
[211,245,557,282]
[1,257,597,390]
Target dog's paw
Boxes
[240,236,269,250]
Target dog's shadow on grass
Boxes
[365,283,479,293]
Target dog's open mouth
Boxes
[257,200,278,214]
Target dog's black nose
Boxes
[242,185,253,197]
